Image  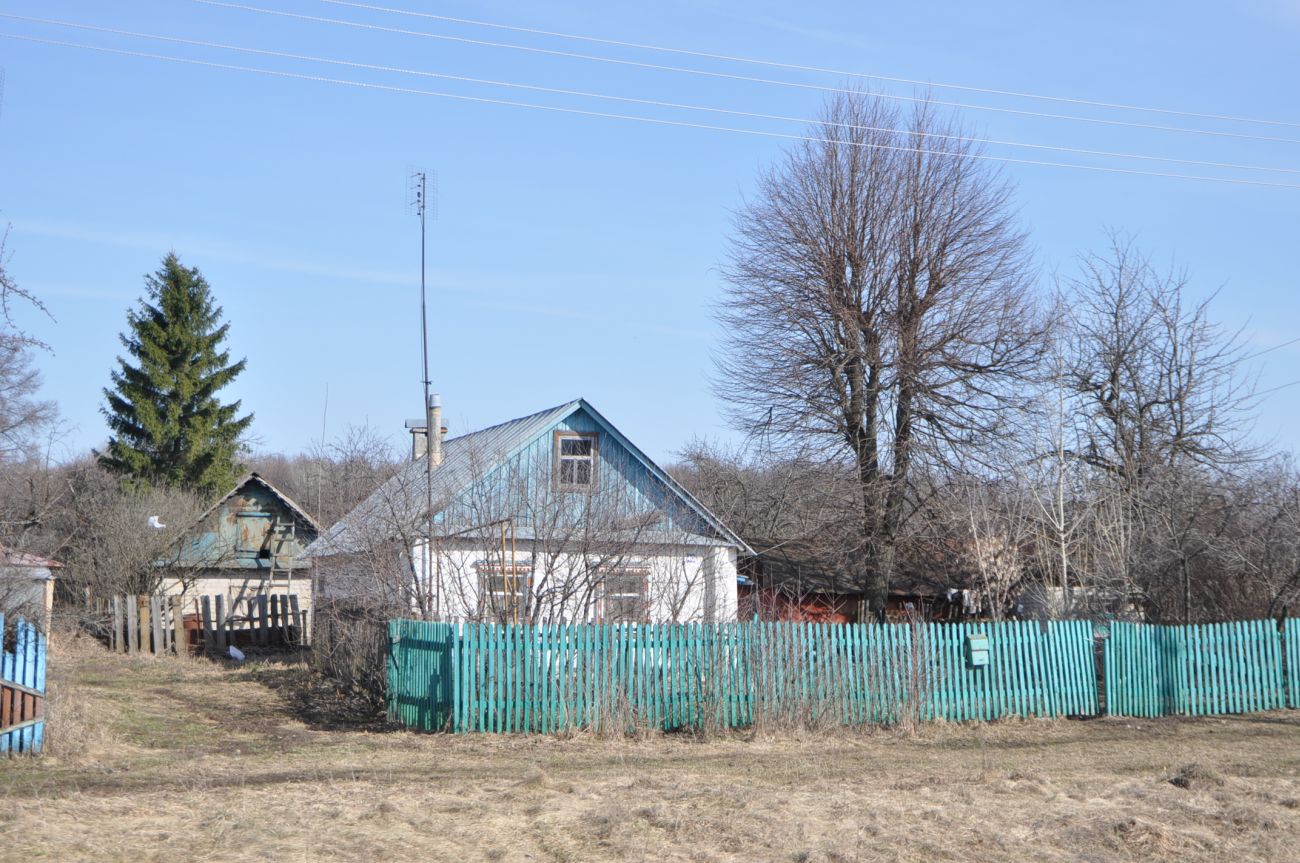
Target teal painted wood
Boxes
[388,618,1116,734]
[1286,619,1300,709]
[1101,619,1289,718]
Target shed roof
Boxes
[308,398,751,556]
[746,537,964,599]
[193,472,322,534]
[0,546,62,577]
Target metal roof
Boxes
[307,399,751,556]
[192,472,323,535]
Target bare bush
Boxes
[40,460,206,617]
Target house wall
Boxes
[404,538,738,624]
[318,538,740,623]
[157,570,313,613]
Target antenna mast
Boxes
[411,169,438,619]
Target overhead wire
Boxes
[1255,377,1300,398]
[5,12,1298,177]
[1243,335,1300,361]
[4,30,1299,189]
[193,0,1300,147]
[316,0,1300,131]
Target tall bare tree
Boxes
[716,91,1042,614]
[1059,234,1257,620]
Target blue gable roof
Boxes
[308,399,751,556]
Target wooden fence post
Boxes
[150,595,163,656]
[111,596,122,653]
[272,595,284,646]
[289,595,303,647]
[258,595,269,647]
[137,595,150,655]
[215,595,227,652]
[200,596,214,654]
[125,597,138,654]
[172,596,186,655]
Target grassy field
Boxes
[2,633,1298,862]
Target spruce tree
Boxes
[99,253,253,496]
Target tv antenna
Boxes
[409,167,439,618]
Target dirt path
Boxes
[2,635,1298,862]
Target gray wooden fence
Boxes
[98,593,308,655]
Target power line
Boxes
[1256,377,1300,398]
[317,0,1300,131]
[5,31,1300,190]
[1244,335,1300,361]
[195,0,1300,147]
[7,12,1298,177]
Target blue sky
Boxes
[0,0,1297,465]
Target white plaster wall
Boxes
[400,538,741,623]
[157,572,314,612]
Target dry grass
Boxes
[2,632,1298,862]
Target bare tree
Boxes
[0,230,57,468]
[671,438,858,548]
[1058,234,1257,620]
[716,90,1042,614]
[251,423,399,527]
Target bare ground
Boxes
[2,632,1298,863]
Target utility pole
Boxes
[412,169,438,619]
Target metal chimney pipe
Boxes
[428,393,443,467]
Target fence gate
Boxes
[1,615,46,755]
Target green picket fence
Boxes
[1105,619,1287,717]
[1286,618,1300,711]
[386,618,1098,733]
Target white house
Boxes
[307,399,752,624]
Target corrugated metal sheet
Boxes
[308,398,750,556]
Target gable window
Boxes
[554,431,598,491]
[602,570,649,623]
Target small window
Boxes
[554,432,598,490]
[603,571,648,623]
[479,571,530,621]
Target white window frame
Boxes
[554,431,598,491]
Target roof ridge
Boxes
[444,398,580,444]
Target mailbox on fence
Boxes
[966,632,990,668]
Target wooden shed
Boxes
[158,473,320,615]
